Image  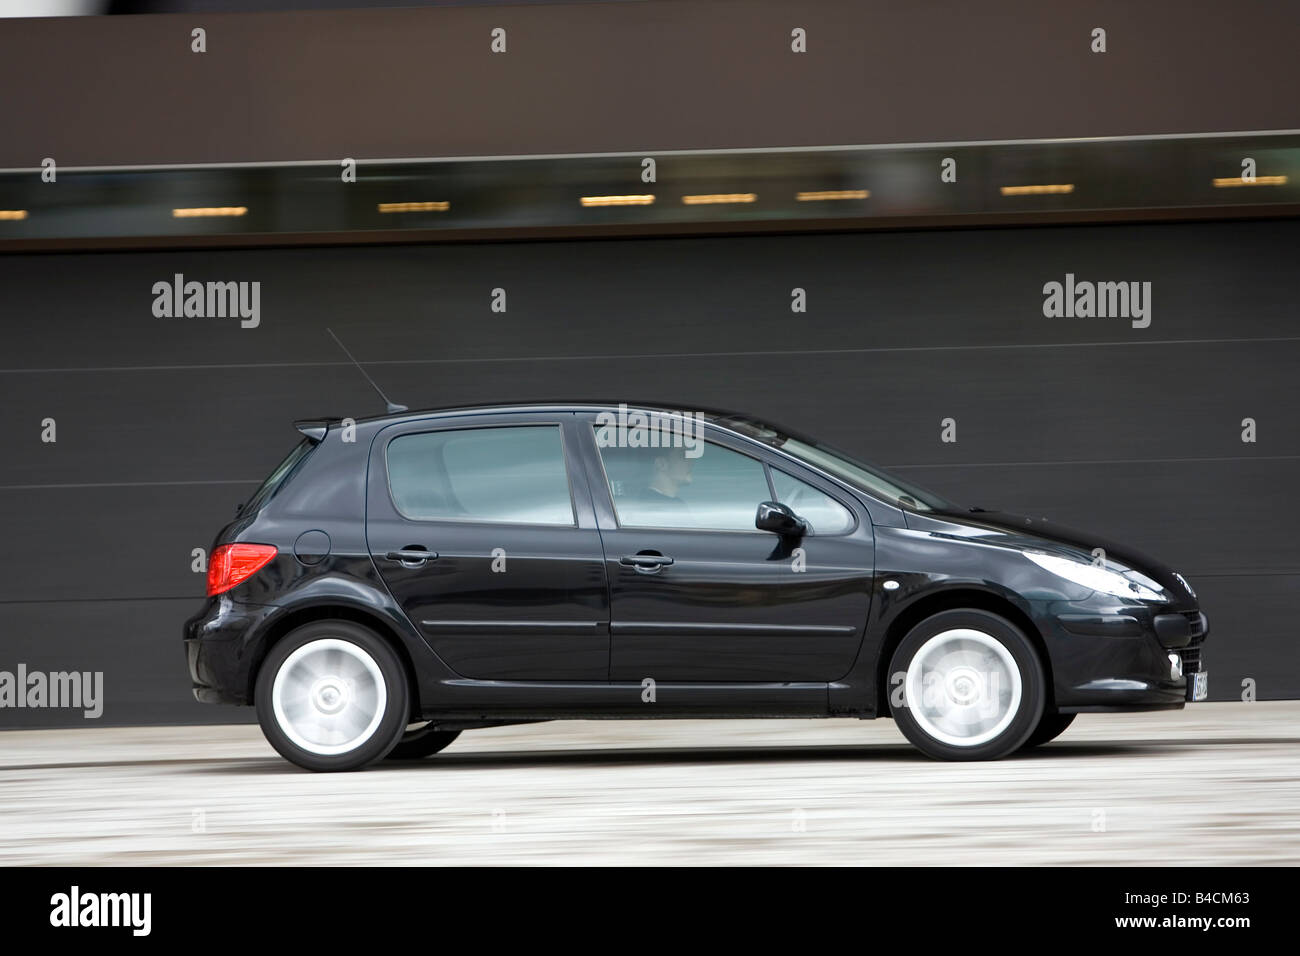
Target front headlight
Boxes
[1024,551,1167,602]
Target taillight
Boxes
[207,543,278,596]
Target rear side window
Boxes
[242,439,315,515]
[387,425,575,525]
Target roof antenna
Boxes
[326,327,407,414]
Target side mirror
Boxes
[756,500,808,537]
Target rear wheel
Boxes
[1021,712,1077,749]
[386,723,461,760]
[888,609,1045,761]
[255,620,409,772]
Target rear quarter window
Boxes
[242,439,316,515]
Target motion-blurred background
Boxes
[1,0,1297,724]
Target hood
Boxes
[911,507,1198,604]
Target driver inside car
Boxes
[628,443,695,519]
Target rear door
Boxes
[366,413,609,680]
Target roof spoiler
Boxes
[294,419,339,442]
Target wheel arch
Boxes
[875,587,1054,717]
[247,603,422,719]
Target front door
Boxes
[366,415,609,681]
[580,417,873,682]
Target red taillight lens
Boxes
[207,543,278,596]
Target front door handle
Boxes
[386,548,438,567]
[620,553,674,573]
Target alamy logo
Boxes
[594,403,705,458]
[0,664,103,718]
[50,886,151,936]
[152,273,261,328]
[1042,273,1151,328]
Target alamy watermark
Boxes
[1042,273,1151,328]
[594,403,705,458]
[0,664,103,718]
[50,886,150,936]
[152,273,260,328]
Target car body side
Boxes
[185,405,1206,723]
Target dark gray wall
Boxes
[2,0,1299,168]
[1,217,1296,726]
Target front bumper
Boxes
[1049,604,1209,712]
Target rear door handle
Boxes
[620,553,674,572]
[386,549,438,566]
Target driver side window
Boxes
[595,431,769,531]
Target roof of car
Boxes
[319,401,756,427]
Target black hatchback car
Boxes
[185,403,1209,771]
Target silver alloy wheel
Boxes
[904,627,1023,747]
[271,638,388,756]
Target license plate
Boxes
[1188,671,1209,702]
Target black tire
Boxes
[888,608,1045,761]
[254,620,410,772]
[1021,712,1077,750]
[386,724,461,760]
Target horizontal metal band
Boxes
[610,621,856,637]
[420,619,603,631]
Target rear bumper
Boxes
[1049,604,1208,712]
[184,596,278,706]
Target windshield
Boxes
[715,415,953,512]
[241,438,315,515]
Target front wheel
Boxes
[255,620,410,772]
[889,609,1045,761]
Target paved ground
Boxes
[1,702,1297,865]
